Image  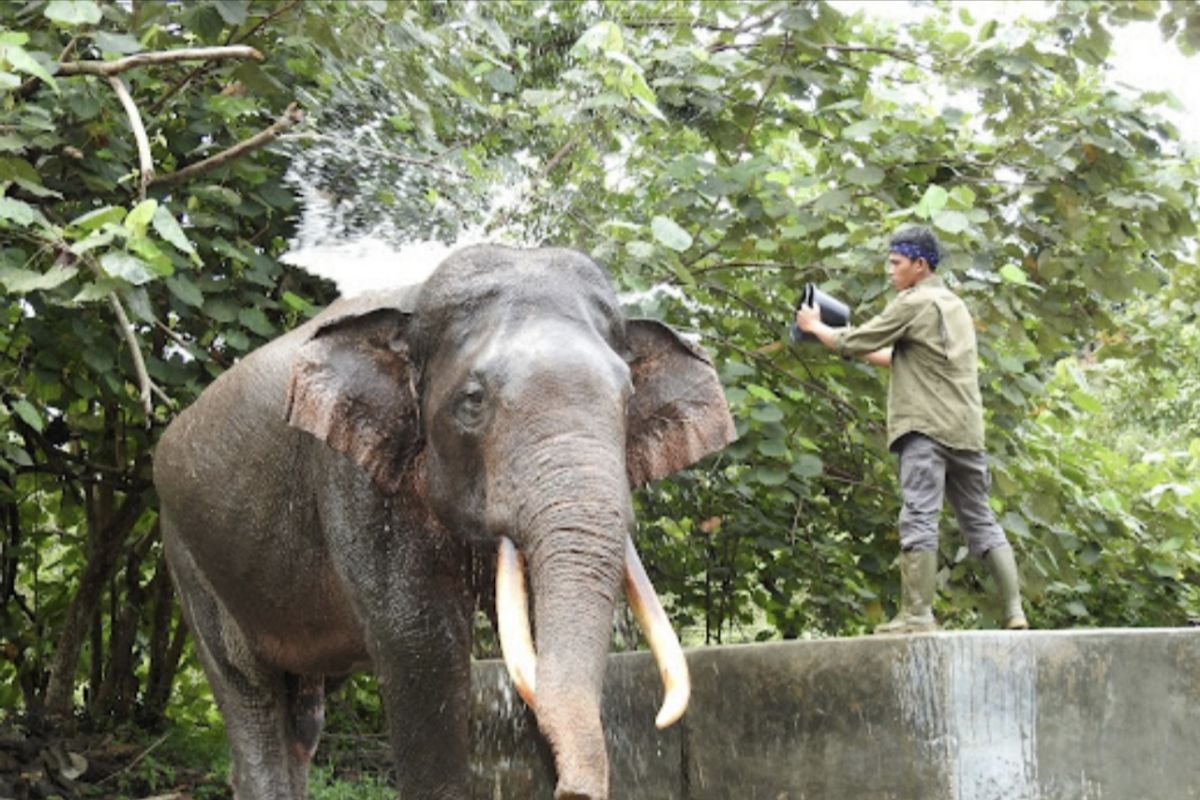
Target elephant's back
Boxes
[154,324,308,512]
[154,327,366,666]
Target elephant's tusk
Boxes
[624,536,690,729]
[496,535,537,710]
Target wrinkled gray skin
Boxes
[154,245,735,800]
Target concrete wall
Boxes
[469,629,1200,800]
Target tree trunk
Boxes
[95,535,153,717]
[44,483,145,715]
[45,404,148,716]
[144,554,187,720]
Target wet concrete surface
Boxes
[470,628,1200,799]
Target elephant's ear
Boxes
[285,305,420,494]
[625,320,737,487]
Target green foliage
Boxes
[0,0,336,720]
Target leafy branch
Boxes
[149,103,306,188]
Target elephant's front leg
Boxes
[319,457,474,797]
[371,589,473,800]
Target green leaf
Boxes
[152,206,198,259]
[916,185,949,219]
[165,275,204,307]
[99,251,155,285]
[949,185,976,208]
[846,165,885,186]
[44,0,103,26]
[213,0,249,25]
[757,439,789,458]
[3,443,33,468]
[281,291,314,313]
[932,209,969,234]
[791,453,823,478]
[93,31,142,54]
[1070,390,1102,414]
[485,67,516,94]
[70,225,120,256]
[69,205,125,232]
[1,45,59,93]
[626,240,655,259]
[817,231,847,250]
[124,199,157,238]
[0,263,78,293]
[750,404,784,424]
[999,263,1029,284]
[573,21,623,55]
[841,119,880,140]
[11,399,43,432]
[752,466,790,486]
[1095,491,1123,514]
[0,196,39,226]
[1149,560,1179,578]
[238,307,275,337]
[651,216,693,252]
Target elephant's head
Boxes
[283,245,735,799]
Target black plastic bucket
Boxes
[790,283,851,343]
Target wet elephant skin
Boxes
[153,244,735,800]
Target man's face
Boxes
[887,252,929,291]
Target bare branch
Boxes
[106,75,154,198]
[736,73,779,157]
[96,731,173,786]
[821,43,922,66]
[107,293,155,421]
[235,0,303,44]
[149,103,305,188]
[56,45,263,76]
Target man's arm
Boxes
[795,307,893,368]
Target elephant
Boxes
[153,244,736,800]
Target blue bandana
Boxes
[890,242,940,268]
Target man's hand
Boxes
[796,303,891,369]
[795,303,821,333]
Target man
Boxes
[794,226,1028,633]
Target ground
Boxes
[0,716,225,800]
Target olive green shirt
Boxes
[832,274,985,452]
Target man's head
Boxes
[887,226,941,291]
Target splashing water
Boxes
[277,93,685,325]
[278,96,563,298]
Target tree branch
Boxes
[235,0,303,45]
[108,293,154,421]
[736,73,778,157]
[56,45,263,76]
[821,43,922,66]
[106,75,154,197]
[148,103,305,188]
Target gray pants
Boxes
[897,433,1009,556]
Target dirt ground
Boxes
[0,718,227,800]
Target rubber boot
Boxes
[874,550,939,634]
[984,545,1029,630]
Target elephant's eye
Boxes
[454,381,488,429]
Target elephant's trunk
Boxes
[526,506,625,800]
